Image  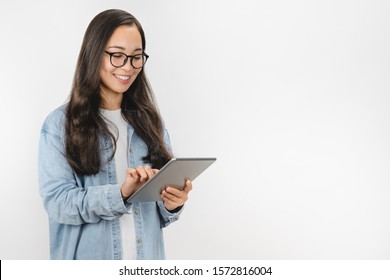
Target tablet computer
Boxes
[126,157,216,203]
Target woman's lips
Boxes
[114,74,130,83]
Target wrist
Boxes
[166,205,183,213]
[120,185,131,200]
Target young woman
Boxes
[38,9,192,260]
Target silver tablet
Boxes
[126,157,216,203]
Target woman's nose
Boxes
[121,58,134,72]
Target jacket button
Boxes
[134,209,140,215]
[137,239,143,244]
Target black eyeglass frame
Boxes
[104,51,149,69]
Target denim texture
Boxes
[38,104,182,259]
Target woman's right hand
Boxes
[120,166,158,200]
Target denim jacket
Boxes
[38,104,182,259]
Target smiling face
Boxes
[99,24,143,109]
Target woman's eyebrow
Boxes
[107,46,143,52]
[107,45,125,50]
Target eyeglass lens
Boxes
[110,53,146,68]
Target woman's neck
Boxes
[100,88,123,110]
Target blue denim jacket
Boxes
[38,104,182,259]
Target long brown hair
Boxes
[65,9,172,176]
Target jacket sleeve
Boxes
[38,112,131,225]
[157,201,184,228]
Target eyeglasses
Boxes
[104,51,149,69]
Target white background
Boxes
[1,0,389,260]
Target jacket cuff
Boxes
[106,184,132,215]
[157,201,184,227]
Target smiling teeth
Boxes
[115,75,130,81]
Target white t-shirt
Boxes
[100,108,136,260]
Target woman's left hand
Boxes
[161,179,192,211]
